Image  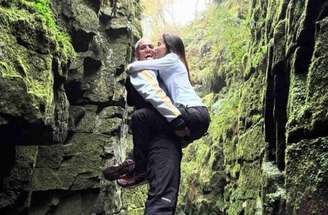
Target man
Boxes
[104,38,187,214]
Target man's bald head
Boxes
[135,38,154,61]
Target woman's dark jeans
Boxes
[176,104,211,147]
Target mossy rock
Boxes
[287,17,328,143]
[0,2,74,144]
[31,133,112,191]
[122,185,148,215]
[285,137,328,214]
[236,122,266,161]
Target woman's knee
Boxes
[186,107,210,141]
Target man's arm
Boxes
[125,76,152,109]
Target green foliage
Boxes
[179,140,214,212]
[122,184,149,214]
[30,0,56,27]
[177,1,251,213]
[178,85,241,213]
[209,87,240,140]
[181,1,250,87]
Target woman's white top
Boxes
[128,53,204,107]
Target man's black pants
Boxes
[131,108,181,215]
[145,135,182,214]
[130,106,209,214]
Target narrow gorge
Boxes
[0,0,327,215]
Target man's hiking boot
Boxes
[117,172,147,188]
[103,159,135,181]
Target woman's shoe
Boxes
[103,159,135,181]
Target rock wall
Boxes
[224,0,328,214]
[177,1,328,215]
[0,0,141,214]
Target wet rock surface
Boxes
[224,0,328,214]
[0,0,141,214]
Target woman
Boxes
[127,33,210,143]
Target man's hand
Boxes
[126,64,132,73]
[174,126,190,138]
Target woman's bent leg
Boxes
[177,106,210,145]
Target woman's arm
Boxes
[129,70,182,122]
[127,53,179,74]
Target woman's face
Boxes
[155,38,167,58]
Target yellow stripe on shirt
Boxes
[138,70,181,117]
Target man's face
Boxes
[136,39,155,60]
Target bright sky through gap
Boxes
[141,0,211,38]
[165,0,209,25]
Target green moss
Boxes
[0,30,54,113]
[2,0,75,61]
[0,61,21,78]
[177,53,244,214]
[236,123,265,161]
[122,185,148,215]
[0,0,76,114]
[19,55,54,113]
[250,44,267,67]
[181,3,250,87]
[28,0,75,61]
[285,137,328,214]
[16,145,39,163]
[177,86,241,213]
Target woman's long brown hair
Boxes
[162,33,191,81]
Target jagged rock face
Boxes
[0,0,141,214]
[0,1,70,212]
[0,1,69,146]
[224,0,328,214]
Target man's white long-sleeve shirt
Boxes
[129,69,181,122]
